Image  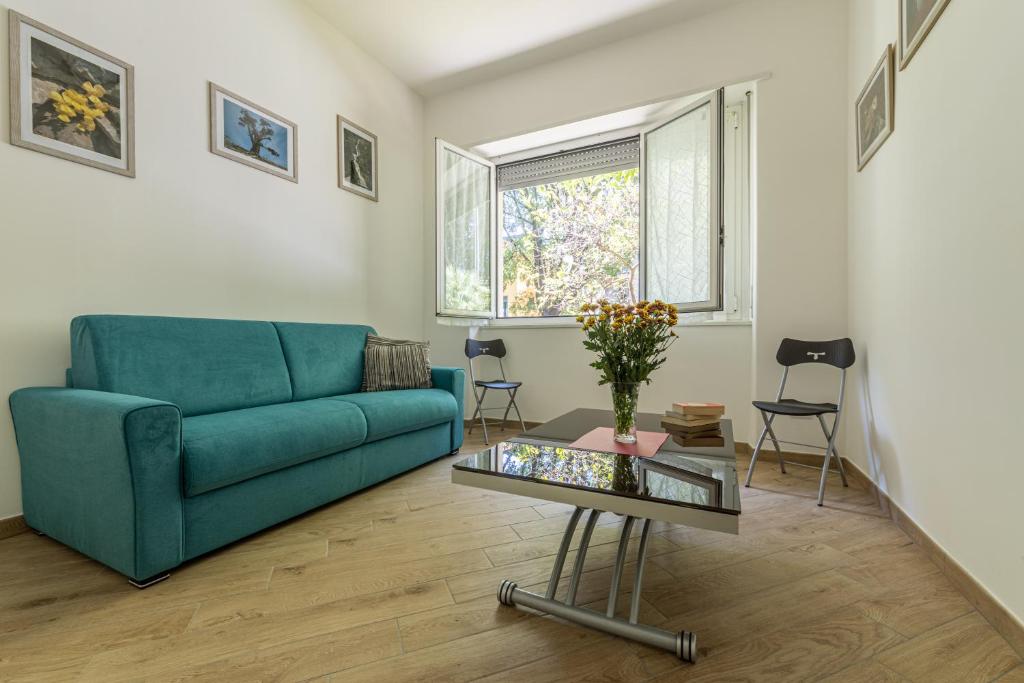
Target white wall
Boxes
[423,0,849,447]
[847,0,1024,621]
[0,0,424,518]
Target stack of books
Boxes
[661,402,726,447]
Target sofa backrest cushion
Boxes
[273,322,376,400]
[71,315,293,417]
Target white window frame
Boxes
[435,138,497,319]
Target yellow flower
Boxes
[49,90,63,102]
[57,114,71,123]
[575,315,584,323]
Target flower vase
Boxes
[610,382,640,444]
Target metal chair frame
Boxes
[465,339,526,445]
[744,339,854,506]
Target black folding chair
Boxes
[744,338,856,506]
[465,338,525,445]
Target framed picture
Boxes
[855,45,895,172]
[209,82,297,182]
[8,10,134,177]
[337,116,378,201]
[899,0,952,69]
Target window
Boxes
[499,139,640,318]
[435,140,495,318]
[437,89,735,322]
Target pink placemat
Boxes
[568,427,669,458]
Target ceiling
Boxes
[304,0,746,96]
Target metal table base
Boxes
[496,506,697,663]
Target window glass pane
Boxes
[500,169,639,318]
[645,102,711,305]
[442,147,492,314]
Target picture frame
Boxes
[855,44,895,172]
[209,82,297,183]
[899,0,952,70]
[8,10,135,177]
[337,115,378,201]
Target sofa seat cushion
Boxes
[330,389,458,443]
[183,400,367,496]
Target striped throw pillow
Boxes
[361,335,432,392]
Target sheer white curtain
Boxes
[439,143,493,316]
[644,100,713,308]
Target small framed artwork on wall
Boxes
[338,116,378,201]
[8,10,135,177]
[855,44,895,172]
[209,82,297,182]
[899,0,952,69]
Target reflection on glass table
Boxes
[454,438,738,516]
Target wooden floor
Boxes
[1,428,1021,682]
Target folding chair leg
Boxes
[506,387,526,433]
[501,389,513,432]
[763,413,786,475]
[832,447,849,487]
[477,387,490,444]
[744,422,771,487]
[468,402,481,435]
[817,423,841,507]
[817,415,848,487]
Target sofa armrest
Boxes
[431,367,465,450]
[9,387,183,580]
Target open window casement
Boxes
[641,89,725,313]
[436,139,496,319]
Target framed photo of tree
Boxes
[208,82,297,182]
[899,0,952,70]
[337,115,378,201]
[8,10,135,177]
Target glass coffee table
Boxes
[451,408,741,663]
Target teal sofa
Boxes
[8,315,464,586]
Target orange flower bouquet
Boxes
[578,299,678,443]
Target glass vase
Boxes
[610,382,640,444]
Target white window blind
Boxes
[496,137,640,191]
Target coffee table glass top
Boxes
[454,439,740,515]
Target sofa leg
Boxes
[128,572,170,589]
[32,529,46,537]
[449,448,460,456]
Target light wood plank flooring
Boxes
[0,428,1019,682]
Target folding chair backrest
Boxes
[465,338,508,360]
[776,338,855,369]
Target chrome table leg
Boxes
[496,510,697,663]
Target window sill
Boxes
[435,316,752,330]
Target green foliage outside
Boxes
[501,169,639,317]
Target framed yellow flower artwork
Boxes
[8,10,135,177]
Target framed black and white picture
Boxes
[209,82,297,182]
[899,0,952,69]
[8,10,135,177]
[338,115,378,201]
[855,45,895,172]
